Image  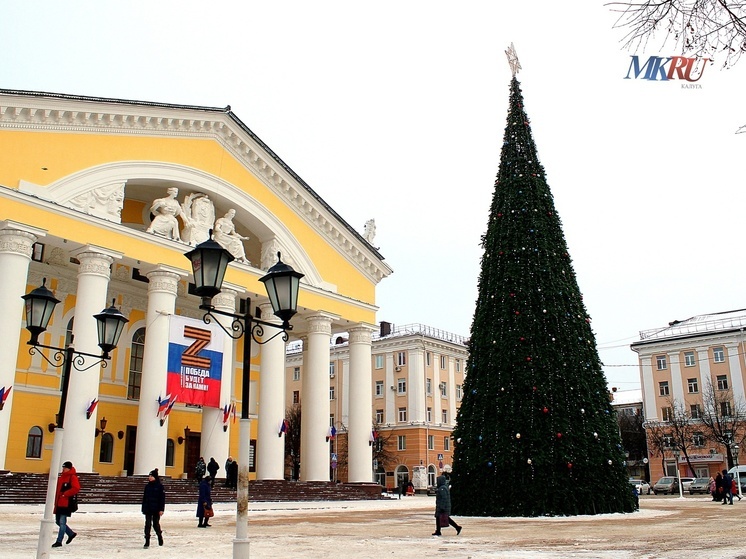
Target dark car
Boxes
[689,477,712,495]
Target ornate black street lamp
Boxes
[185,241,303,558]
[23,279,128,559]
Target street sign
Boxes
[437,453,443,460]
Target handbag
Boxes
[438,512,449,528]
[68,494,79,513]
[203,504,214,518]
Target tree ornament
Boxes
[556,432,562,439]
[543,407,549,414]
[567,462,573,469]
[607,460,613,465]
[527,458,532,464]
[515,433,521,439]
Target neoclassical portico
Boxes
[0,89,391,482]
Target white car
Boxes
[681,477,695,492]
[629,479,651,495]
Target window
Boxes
[329,362,336,378]
[690,404,702,419]
[375,355,384,369]
[293,367,300,381]
[663,434,674,448]
[375,381,384,397]
[26,426,43,458]
[684,351,696,367]
[692,432,705,447]
[440,382,447,397]
[397,435,406,450]
[721,401,733,417]
[99,433,114,463]
[456,359,461,372]
[426,352,431,367]
[427,407,432,422]
[329,386,335,400]
[293,390,300,404]
[426,378,432,395]
[428,435,434,450]
[441,409,448,423]
[397,352,406,366]
[375,409,384,423]
[656,355,667,370]
[659,381,670,396]
[375,467,386,486]
[165,439,175,467]
[713,347,725,363]
[444,437,450,451]
[31,242,45,262]
[717,375,729,390]
[128,327,146,400]
[398,407,407,422]
[397,378,406,394]
[456,384,462,400]
[687,378,699,394]
[662,407,673,421]
[440,355,447,369]
[329,414,335,427]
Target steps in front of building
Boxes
[0,471,382,504]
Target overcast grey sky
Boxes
[2,1,745,391]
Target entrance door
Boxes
[184,433,200,478]
[123,426,137,476]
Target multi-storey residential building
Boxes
[286,322,468,491]
[631,310,746,482]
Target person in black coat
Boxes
[433,474,462,537]
[197,477,213,527]
[141,468,166,548]
[227,459,238,490]
[207,457,220,488]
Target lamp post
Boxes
[23,279,128,559]
[733,443,741,498]
[672,445,684,498]
[185,240,302,559]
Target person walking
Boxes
[721,469,734,505]
[197,476,213,527]
[52,461,80,548]
[731,477,742,501]
[227,459,238,490]
[709,476,716,500]
[207,457,220,488]
[141,468,165,548]
[433,474,462,537]
[195,457,206,483]
[714,472,724,502]
[224,457,234,488]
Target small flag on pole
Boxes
[279,419,289,437]
[86,398,98,419]
[0,386,11,410]
[326,425,336,442]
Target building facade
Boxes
[631,310,746,482]
[285,322,468,491]
[0,89,392,484]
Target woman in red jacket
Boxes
[53,461,80,547]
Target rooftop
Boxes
[635,309,746,343]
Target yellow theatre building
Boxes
[0,89,392,484]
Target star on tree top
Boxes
[505,43,521,76]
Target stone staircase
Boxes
[0,471,383,505]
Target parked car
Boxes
[689,477,712,495]
[629,479,651,495]
[681,477,695,492]
[727,466,746,493]
[653,476,679,495]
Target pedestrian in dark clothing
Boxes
[195,457,206,482]
[227,459,238,490]
[722,470,734,505]
[224,457,234,487]
[197,477,213,527]
[433,474,462,537]
[52,461,80,548]
[207,457,220,488]
[141,468,165,548]
[714,473,724,502]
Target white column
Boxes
[62,246,122,472]
[200,286,240,474]
[725,342,745,400]
[697,347,713,415]
[669,351,685,403]
[0,223,45,469]
[408,347,425,423]
[300,313,333,481]
[133,267,184,475]
[256,302,287,480]
[347,324,374,483]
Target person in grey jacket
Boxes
[433,474,462,536]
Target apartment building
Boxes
[631,310,746,481]
[286,322,468,491]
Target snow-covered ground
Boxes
[2,494,745,558]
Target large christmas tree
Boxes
[450,58,636,517]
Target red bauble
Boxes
[543,407,549,414]
[556,432,562,439]
[567,462,573,469]
[526,357,531,362]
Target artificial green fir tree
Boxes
[450,53,636,517]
